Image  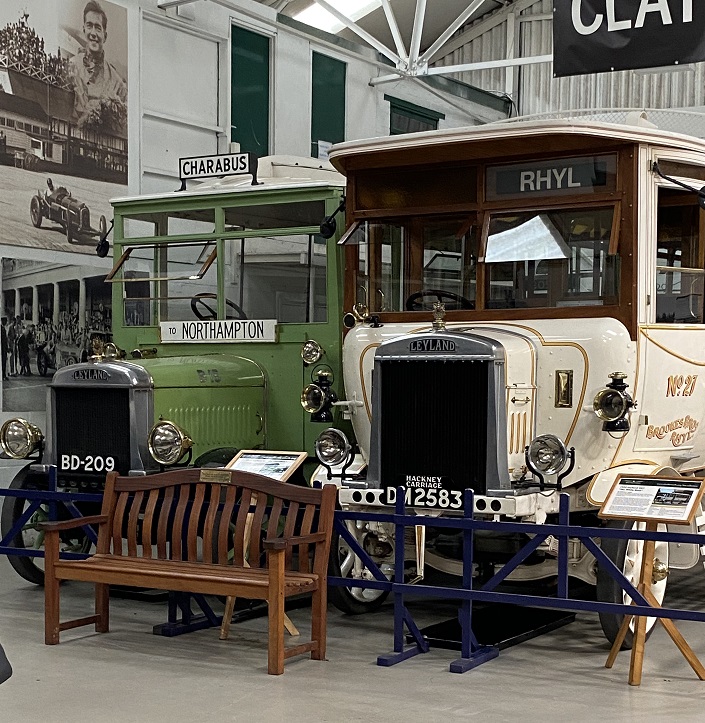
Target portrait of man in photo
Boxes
[68,0,127,135]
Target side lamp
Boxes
[593,371,634,433]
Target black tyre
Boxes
[66,221,74,244]
[30,196,42,228]
[0,471,50,585]
[37,350,48,376]
[328,525,390,614]
[596,520,669,649]
[0,470,96,586]
[99,215,107,238]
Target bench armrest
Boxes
[37,515,108,532]
[263,532,327,551]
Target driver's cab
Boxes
[107,156,349,458]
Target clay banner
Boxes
[553,0,705,77]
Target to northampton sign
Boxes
[553,0,705,77]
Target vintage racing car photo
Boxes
[29,178,108,245]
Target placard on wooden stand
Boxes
[599,474,705,686]
[225,449,308,481]
[219,449,308,641]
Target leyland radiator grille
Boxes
[55,387,131,476]
[379,359,490,494]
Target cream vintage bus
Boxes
[311,119,705,647]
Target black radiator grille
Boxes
[379,359,490,494]
[54,387,132,476]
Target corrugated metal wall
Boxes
[433,0,705,121]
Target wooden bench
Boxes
[39,468,336,675]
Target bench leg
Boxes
[95,583,109,633]
[311,583,327,661]
[268,551,285,675]
[219,596,237,640]
[44,533,60,645]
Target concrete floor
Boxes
[1,554,705,722]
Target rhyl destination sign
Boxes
[160,320,277,344]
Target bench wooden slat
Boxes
[156,486,174,560]
[267,497,283,546]
[232,489,251,567]
[112,491,129,555]
[298,504,316,574]
[201,484,220,565]
[248,492,268,569]
[126,490,144,558]
[142,488,159,559]
[171,484,189,560]
[186,483,206,562]
[217,484,237,565]
[282,500,299,568]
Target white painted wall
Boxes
[133,0,507,194]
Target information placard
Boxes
[225,450,307,482]
[599,474,705,525]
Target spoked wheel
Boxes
[30,196,42,228]
[37,350,48,376]
[0,472,94,585]
[328,524,391,614]
[596,520,669,649]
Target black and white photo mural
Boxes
[1,258,112,412]
[0,0,125,413]
[0,0,127,253]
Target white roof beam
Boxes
[426,54,552,76]
[381,0,408,63]
[408,0,427,70]
[311,0,402,66]
[417,0,488,66]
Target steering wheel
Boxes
[190,292,247,320]
[405,289,474,311]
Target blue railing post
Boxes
[449,489,499,673]
[393,485,406,654]
[557,492,570,599]
[377,486,429,666]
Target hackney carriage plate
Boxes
[384,476,464,510]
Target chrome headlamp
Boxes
[301,370,337,422]
[0,418,44,459]
[593,372,634,432]
[148,421,192,466]
[315,428,352,468]
[301,339,323,365]
[526,434,569,476]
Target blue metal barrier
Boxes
[0,466,103,561]
[329,488,705,673]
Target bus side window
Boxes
[655,190,705,324]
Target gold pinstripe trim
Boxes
[358,343,380,421]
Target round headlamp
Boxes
[593,388,630,422]
[148,421,192,466]
[301,384,325,414]
[315,428,351,468]
[527,434,568,475]
[0,418,43,459]
[301,340,323,365]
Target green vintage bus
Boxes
[0,155,349,584]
